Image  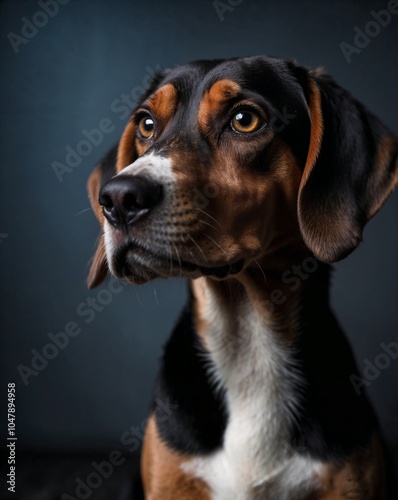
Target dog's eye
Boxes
[137,115,155,139]
[231,110,262,134]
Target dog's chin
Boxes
[113,266,161,285]
[109,242,245,284]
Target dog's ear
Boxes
[86,145,119,289]
[297,71,398,263]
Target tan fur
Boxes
[299,78,324,189]
[87,165,104,222]
[198,79,241,133]
[142,415,211,500]
[146,83,177,124]
[117,119,137,172]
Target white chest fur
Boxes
[183,291,323,499]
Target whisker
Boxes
[151,283,159,305]
[134,286,144,307]
[193,208,224,230]
[187,248,197,262]
[187,234,208,263]
[197,218,219,233]
[253,259,267,287]
[173,243,182,278]
[74,207,93,217]
[167,241,173,276]
[202,233,229,258]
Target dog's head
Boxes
[87,56,398,288]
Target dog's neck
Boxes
[189,253,325,487]
[191,246,317,345]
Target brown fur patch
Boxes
[300,78,324,188]
[142,415,211,500]
[87,165,104,222]
[146,83,177,124]
[314,434,385,499]
[206,138,302,266]
[117,120,137,173]
[198,79,241,133]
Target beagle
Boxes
[86,56,398,499]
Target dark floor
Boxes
[0,451,143,500]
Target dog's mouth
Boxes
[112,241,244,282]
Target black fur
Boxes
[291,263,378,461]
[154,289,228,454]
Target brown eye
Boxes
[231,110,262,134]
[137,115,155,139]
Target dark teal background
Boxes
[0,0,397,473]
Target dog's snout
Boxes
[99,174,163,228]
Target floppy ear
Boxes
[86,145,119,289]
[298,71,398,263]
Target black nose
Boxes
[99,174,163,228]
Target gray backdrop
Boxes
[1,0,397,464]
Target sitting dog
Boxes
[86,56,398,499]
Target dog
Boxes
[86,56,398,499]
